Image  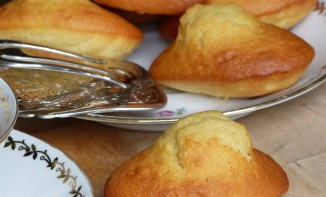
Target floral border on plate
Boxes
[4,136,86,197]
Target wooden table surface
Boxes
[14,82,326,197]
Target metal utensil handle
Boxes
[0,40,105,64]
[0,59,129,88]
[0,40,139,88]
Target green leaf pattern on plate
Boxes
[4,136,85,197]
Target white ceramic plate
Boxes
[79,1,326,131]
[0,130,94,197]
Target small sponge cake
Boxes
[0,0,143,59]
[159,0,317,40]
[105,110,289,196]
[151,4,315,98]
[205,0,317,29]
[93,0,205,15]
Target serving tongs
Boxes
[0,40,167,118]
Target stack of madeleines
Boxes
[0,1,317,196]
[0,0,316,98]
[105,110,289,196]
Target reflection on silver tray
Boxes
[0,41,167,118]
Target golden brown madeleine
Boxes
[93,0,205,15]
[150,4,315,98]
[205,0,317,29]
[159,0,317,40]
[108,8,163,25]
[105,111,289,197]
[0,0,143,59]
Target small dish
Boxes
[0,129,94,197]
[0,77,18,147]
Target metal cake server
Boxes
[0,40,167,118]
